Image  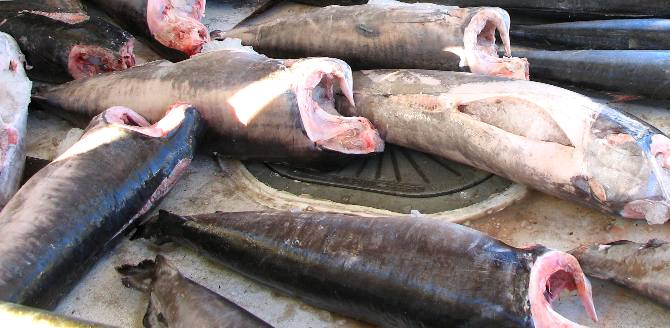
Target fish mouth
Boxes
[101,103,192,138]
[463,8,529,80]
[146,0,209,56]
[529,251,598,328]
[67,39,136,79]
[289,58,384,154]
[619,133,670,224]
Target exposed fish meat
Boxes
[0,104,202,308]
[570,239,669,308]
[117,255,273,328]
[0,32,30,207]
[513,49,670,99]
[511,19,670,50]
[222,3,529,79]
[0,7,135,82]
[336,69,670,224]
[34,46,384,163]
[88,0,209,57]
[135,210,598,328]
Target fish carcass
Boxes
[135,210,597,328]
[406,0,670,18]
[0,33,30,207]
[88,0,209,58]
[34,45,384,163]
[0,5,135,82]
[223,2,529,79]
[510,19,670,50]
[117,255,273,328]
[0,104,201,308]
[570,239,670,308]
[336,69,670,224]
[513,50,670,99]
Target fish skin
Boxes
[33,47,384,164]
[0,32,29,208]
[336,69,670,224]
[514,49,670,99]
[402,0,670,18]
[0,9,136,83]
[87,0,208,59]
[223,3,529,79]
[570,239,670,308]
[0,301,112,327]
[134,210,596,328]
[290,0,369,5]
[0,105,202,309]
[511,19,670,50]
[117,255,273,328]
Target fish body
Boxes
[34,47,384,163]
[136,210,597,328]
[514,50,670,99]
[223,3,529,79]
[336,69,670,224]
[0,33,30,207]
[117,255,273,328]
[0,104,202,308]
[0,301,110,327]
[405,0,670,18]
[290,0,369,5]
[0,8,135,82]
[570,239,670,308]
[88,0,208,57]
[511,19,670,50]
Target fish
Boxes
[0,301,111,327]
[291,0,369,5]
[335,69,670,224]
[222,3,529,79]
[510,19,670,50]
[513,49,670,99]
[0,7,136,82]
[0,33,30,208]
[406,0,670,18]
[134,210,598,328]
[570,239,670,308]
[87,0,209,58]
[33,45,384,164]
[117,255,273,328]
[0,104,202,308]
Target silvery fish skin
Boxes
[135,210,597,328]
[223,3,529,79]
[0,32,29,207]
[117,255,273,328]
[511,19,670,50]
[570,239,670,308]
[0,9,136,83]
[336,69,670,224]
[87,0,208,58]
[513,50,670,100]
[0,105,201,308]
[34,46,384,164]
[0,301,111,327]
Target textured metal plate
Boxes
[245,145,513,213]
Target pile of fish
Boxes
[0,0,668,327]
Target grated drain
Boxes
[245,145,513,213]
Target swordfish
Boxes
[336,69,670,224]
[222,2,529,79]
[34,45,384,164]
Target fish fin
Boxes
[116,259,157,293]
[642,239,667,249]
[142,297,168,328]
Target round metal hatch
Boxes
[244,145,513,214]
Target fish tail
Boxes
[116,258,158,293]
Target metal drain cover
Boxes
[245,145,512,214]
